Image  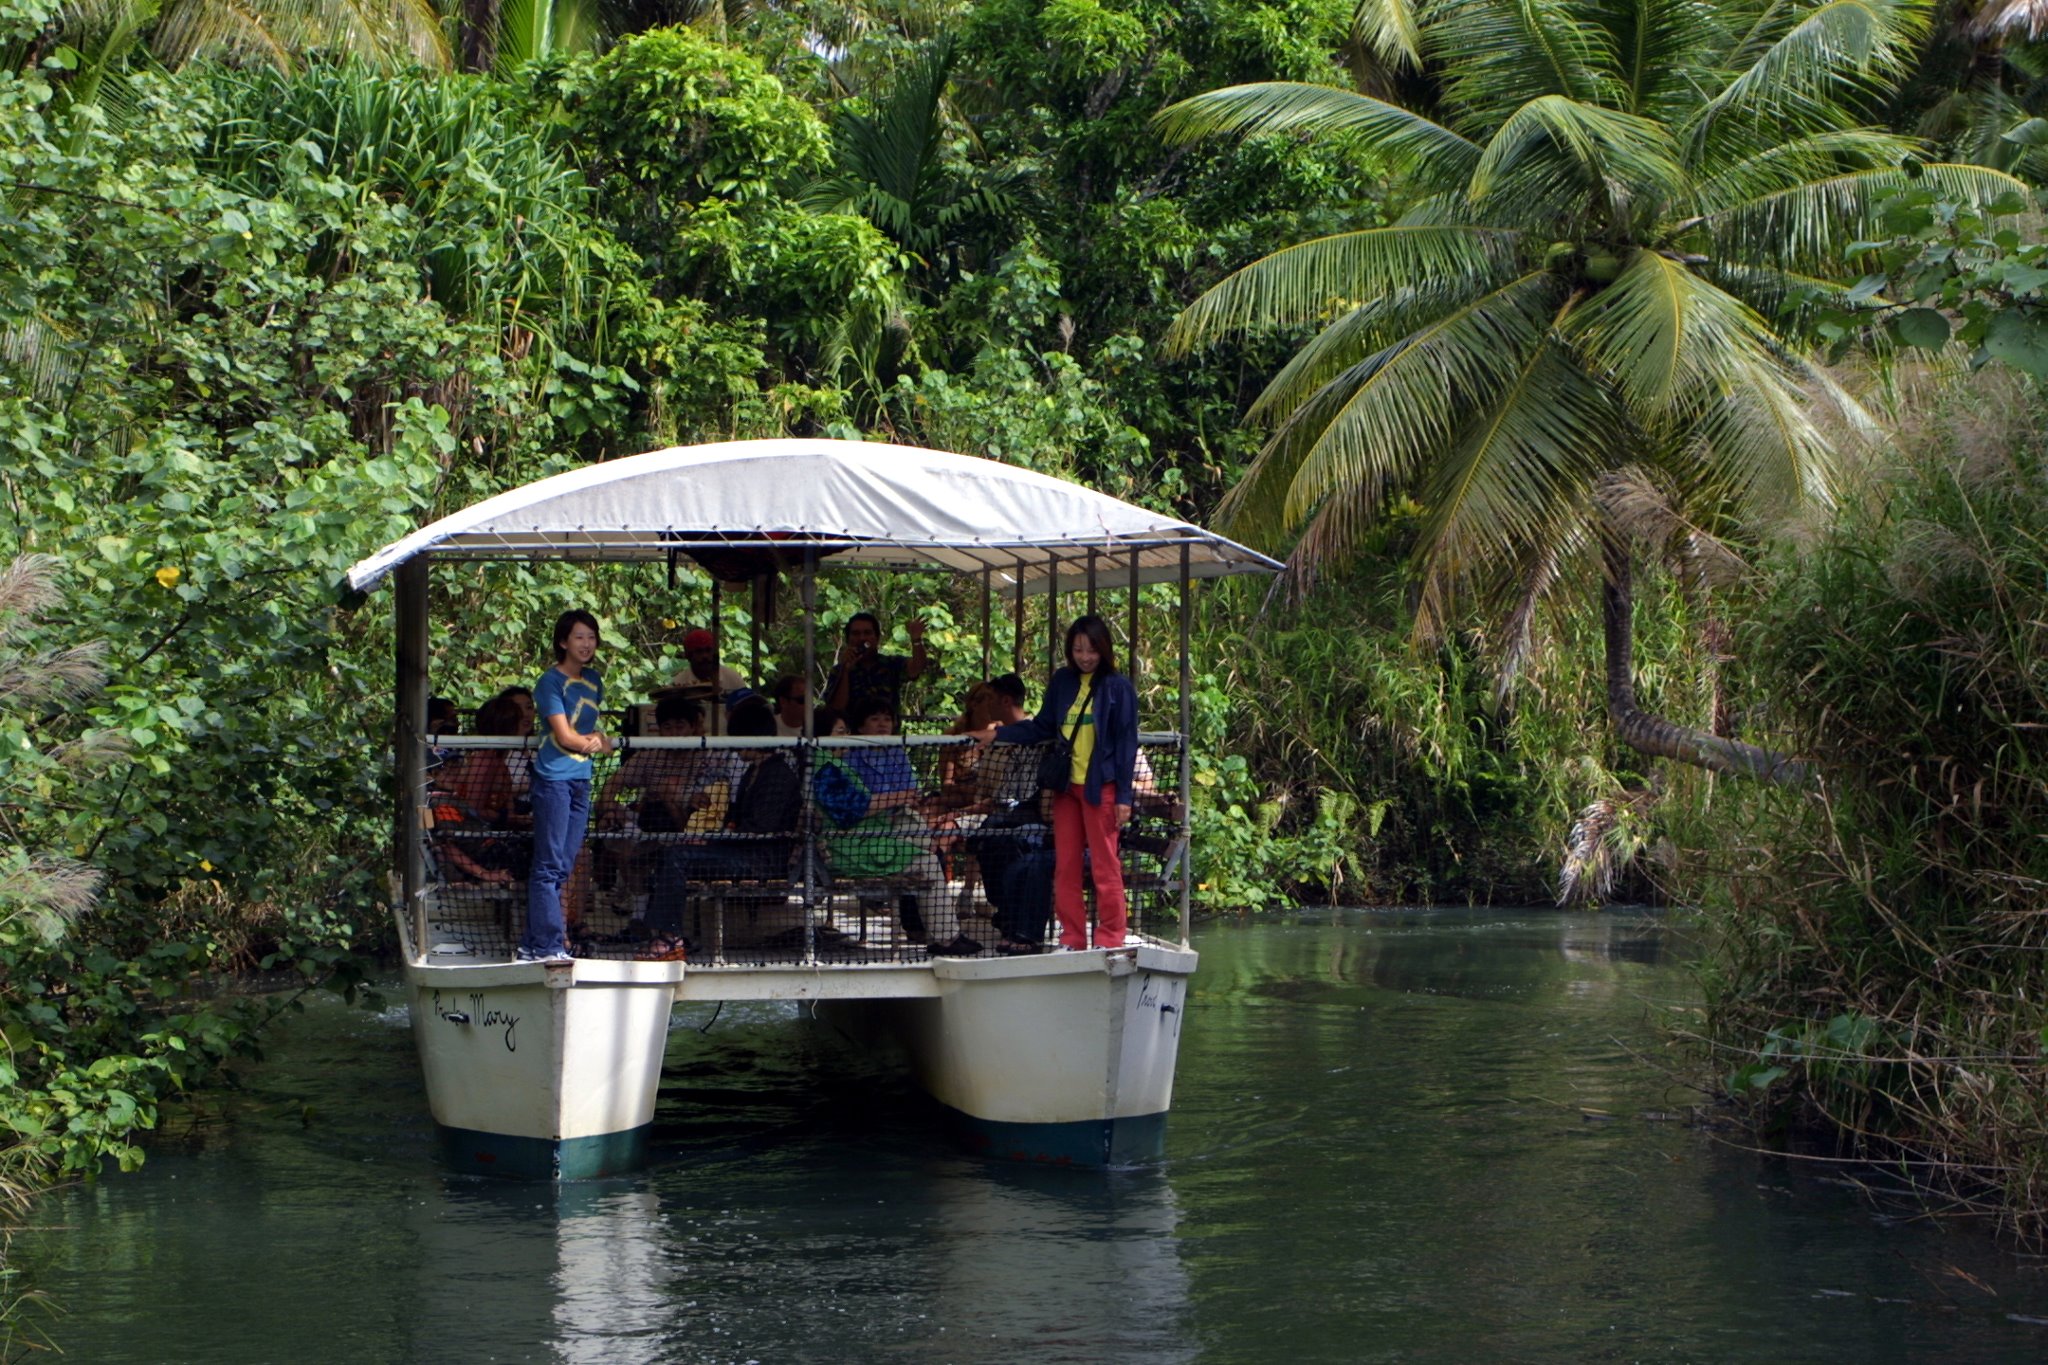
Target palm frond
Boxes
[1277,480,1394,596]
[1162,225,1518,357]
[1972,0,2048,39]
[1599,0,1735,118]
[1425,0,1621,127]
[1693,162,2027,267]
[1246,272,1569,545]
[1411,338,1621,634]
[1243,296,1399,427]
[1599,464,1750,585]
[1154,82,1483,190]
[1692,0,1934,138]
[1681,346,1839,519]
[1686,126,1916,215]
[1353,0,1426,71]
[1493,530,1586,697]
[148,0,446,71]
[1467,93,1683,213]
[1564,251,1788,424]
[800,38,1019,261]
[495,0,603,74]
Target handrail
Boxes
[429,732,1189,750]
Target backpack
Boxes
[814,756,872,829]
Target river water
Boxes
[25,909,2048,1362]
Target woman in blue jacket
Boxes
[980,615,1138,950]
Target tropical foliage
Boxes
[1677,369,2048,1232]
[1,0,2047,1280]
[1155,0,2022,780]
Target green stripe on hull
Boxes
[946,1107,1167,1167]
[435,1123,650,1180]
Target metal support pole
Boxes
[1178,544,1193,949]
[1127,548,1141,692]
[801,551,817,962]
[803,554,817,739]
[750,577,763,688]
[395,556,430,961]
[709,577,723,733]
[1012,560,1026,674]
[1047,550,1060,673]
[980,566,991,682]
[1086,550,1098,618]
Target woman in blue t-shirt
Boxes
[522,610,613,962]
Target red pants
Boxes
[1051,781,1126,949]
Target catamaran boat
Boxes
[344,439,1278,1178]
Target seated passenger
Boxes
[957,686,1054,952]
[769,674,809,738]
[643,698,801,951]
[845,699,920,811]
[427,695,460,766]
[933,682,998,810]
[822,699,945,947]
[670,627,750,733]
[492,685,537,814]
[597,695,730,834]
[430,695,526,884]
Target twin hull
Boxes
[406,945,1195,1179]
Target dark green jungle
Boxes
[4,0,2048,1340]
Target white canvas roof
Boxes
[345,438,1280,593]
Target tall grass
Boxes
[1675,370,2048,1231]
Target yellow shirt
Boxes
[1064,680,1097,787]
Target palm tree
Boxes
[9,0,449,90]
[802,39,1024,275]
[1156,0,2023,782]
[460,0,605,76]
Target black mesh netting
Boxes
[419,736,1187,965]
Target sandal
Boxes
[995,939,1042,956]
[932,935,984,957]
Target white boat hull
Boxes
[402,908,1194,1176]
[822,943,1196,1166]
[406,955,685,1180]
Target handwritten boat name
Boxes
[433,990,521,1053]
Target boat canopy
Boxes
[344,438,1280,594]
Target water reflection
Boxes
[403,1181,672,1362]
[25,909,2048,1364]
[898,1166,1192,1364]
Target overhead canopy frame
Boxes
[344,438,1280,593]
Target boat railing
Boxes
[416,732,1190,967]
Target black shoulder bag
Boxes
[1034,678,1094,803]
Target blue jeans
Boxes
[526,775,589,955]
[645,839,793,935]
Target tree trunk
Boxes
[1603,532,1804,785]
[460,0,499,74]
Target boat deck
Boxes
[421,735,1189,969]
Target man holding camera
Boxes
[823,611,927,719]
